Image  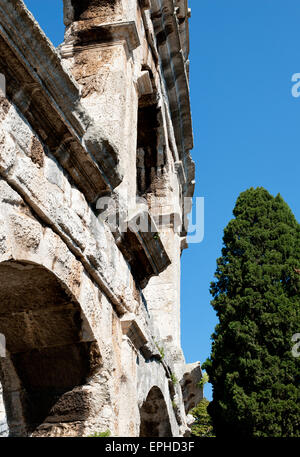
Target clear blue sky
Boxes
[24,0,300,401]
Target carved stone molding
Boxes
[121,314,148,350]
[137,71,154,97]
[119,209,171,287]
[150,0,195,204]
[61,20,141,56]
[0,0,122,202]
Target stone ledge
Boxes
[121,314,148,350]
[119,209,171,287]
[61,20,141,55]
[137,71,154,97]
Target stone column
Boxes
[0,382,8,437]
[143,172,185,362]
[61,0,141,206]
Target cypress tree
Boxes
[203,187,300,437]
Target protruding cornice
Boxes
[60,20,141,57]
[0,0,123,202]
[117,209,171,287]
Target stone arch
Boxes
[0,259,102,436]
[139,386,172,437]
[0,183,110,435]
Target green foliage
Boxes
[154,339,165,360]
[172,400,177,410]
[197,372,209,389]
[190,399,215,437]
[89,430,111,437]
[204,188,300,437]
[170,373,178,385]
[158,346,165,360]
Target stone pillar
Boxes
[0,383,8,437]
[61,0,141,206]
[143,184,185,361]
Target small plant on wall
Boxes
[89,430,111,437]
[154,339,165,361]
[197,372,209,389]
[170,373,178,385]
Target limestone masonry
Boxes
[0,0,202,437]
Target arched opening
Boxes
[139,386,172,437]
[0,261,101,436]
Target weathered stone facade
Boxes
[0,0,202,437]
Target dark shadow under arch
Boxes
[0,260,101,436]
[139,386,172,437]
